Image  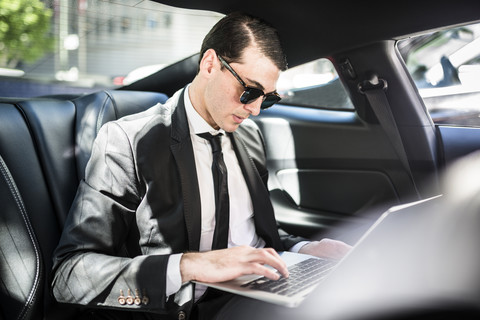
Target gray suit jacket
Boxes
[51,88,303,319]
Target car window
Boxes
[277,58,354,110]
[0,0,223,98]
[398,22,480,127]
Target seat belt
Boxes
[358,76,421,199]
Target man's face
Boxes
[203,46,281,132]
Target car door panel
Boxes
[254,105,403,242]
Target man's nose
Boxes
[244,98,262,116]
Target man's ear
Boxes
[199,49,217,75]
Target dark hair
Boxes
[199,12,287,71]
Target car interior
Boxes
[1,0,480,319]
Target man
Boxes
[52,12,350,320]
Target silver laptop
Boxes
[194,196,442,308]
[195,251,337,307]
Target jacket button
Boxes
[118,290,126,305]
[126,289,134,305]
[178,311,186,320]
[118,296,126,305]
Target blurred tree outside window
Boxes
[0,0,54,70]
[0,0,222,97]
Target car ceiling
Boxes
[154,0,480,68]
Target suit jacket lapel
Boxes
[170,89,201,251]
[230,131,283,250]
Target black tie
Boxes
[197,132,229,249]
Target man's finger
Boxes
[249,248,289,278]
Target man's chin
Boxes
[223,123,240,133]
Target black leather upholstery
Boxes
[0,90,168,319]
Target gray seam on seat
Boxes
[96,94,109,135]
[104,90,119,120]
[0,156,42,320]
[96,90,119,135]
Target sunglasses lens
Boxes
[261,94,281,109]
[240,88,281,109]
[240,88,264,104]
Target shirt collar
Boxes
[184,84,225,136]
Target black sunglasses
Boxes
[217,55,281,109]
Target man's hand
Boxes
[180,246,289,284]
[298,238,352,260]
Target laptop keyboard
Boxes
[241,258,335,297]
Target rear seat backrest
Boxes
[18,99,78,227]
[0,90,168,320]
